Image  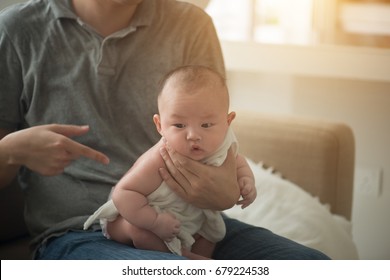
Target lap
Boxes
[214,216,330,260]
[36,216,330,260]
[35,231,185,260]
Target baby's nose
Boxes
[186,129,201,141]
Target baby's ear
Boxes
[227,111,236,125]
[153,114,163,135]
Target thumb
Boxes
[47,124,90,138]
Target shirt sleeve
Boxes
[182,10,226,78]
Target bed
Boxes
[226,111,359,259]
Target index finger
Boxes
[66,139,110,165]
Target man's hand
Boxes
[158,144,240,211]
[2,124,109,176]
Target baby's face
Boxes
[154,84,234,161]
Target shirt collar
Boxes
[49,0,77,20]
[49,0,154,28]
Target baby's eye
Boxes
[201,123,213,128]
[173,124,185,128]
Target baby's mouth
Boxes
[191,145,202,151]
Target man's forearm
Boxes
[0,153,20,189]
[0,130,20,188]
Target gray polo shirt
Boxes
[0,0,225,249]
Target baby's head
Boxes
[154,65,235,161]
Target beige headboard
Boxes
[232,111,355,220]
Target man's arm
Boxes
[0,128,19,188]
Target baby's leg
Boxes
[182,249,211,260]
[182,234,215,259]
[107,215,170,252]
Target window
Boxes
[206,0,315,45]
[206,0,390,48]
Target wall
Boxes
[227,71,390,259]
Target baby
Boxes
[84,65,256,259]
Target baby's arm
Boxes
[236,154,256,209]
[111,143,180,241]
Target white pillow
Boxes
[223,158,359,260]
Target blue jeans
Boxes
[36,216,330,260]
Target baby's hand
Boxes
[237,177,257,209]
[151,212,180,242]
